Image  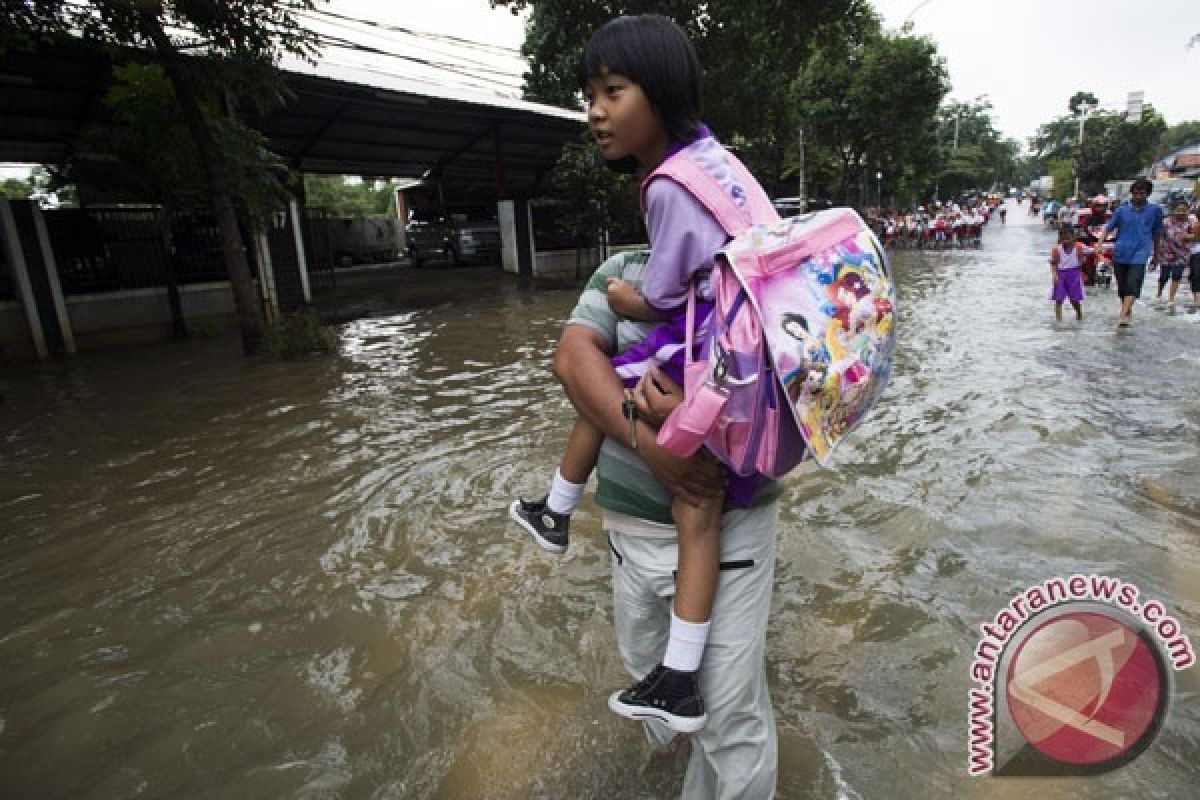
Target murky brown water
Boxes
[2,204,1198,798]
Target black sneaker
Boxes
[608,664,707,733]
[508,496,569,554]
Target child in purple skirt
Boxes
[1049,224,1089,323]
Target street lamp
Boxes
[903,0,937,29]
[876,171,883,208]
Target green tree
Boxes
[1029,92,1167,196]
[928,98,1020,199]
[7,1,323,355]
[0,177,32,199]
[1157,120,1200,157]
[541,137,639,265]
[303,175,397,217]
[1068,91,1098,115]
[792,26,948,205]
[492,0,877,194]
[1046,158,1074,202]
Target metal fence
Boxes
[43,207,236,296]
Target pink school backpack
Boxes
[650,146,896,475]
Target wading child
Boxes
[1049,224,1088,323]
[508,14,775,734]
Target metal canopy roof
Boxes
[0,38,587,203]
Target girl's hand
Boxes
[606,277,642,317]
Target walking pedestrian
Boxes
[1049,224,1087,323]
[555,250,782,799]
[1152,200,1197,312]
[515,14,785,798]
[1096,178,1164,328]
[1190,204,1200,313]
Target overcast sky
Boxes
[304,0,1200,148]
[5,0,1199,178]
[857,0,1199,143]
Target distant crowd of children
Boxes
[873,199,995,250]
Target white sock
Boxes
[662,610,710,672]
[546,468,585,515]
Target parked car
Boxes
[405,205,501,267]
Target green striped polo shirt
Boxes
[566,249,781,525]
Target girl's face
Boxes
[584,69,670,168]
[1173,204,1189,220]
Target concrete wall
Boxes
[533,243,648,279]
[0,282,239,358]
[67,282,238,349]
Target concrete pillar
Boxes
[288,198,312,304]
[31,203,75,353]
[255,230,279,320]
[497,198,534,277]
[0,199,48,359]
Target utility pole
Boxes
[1073,101,1095,200]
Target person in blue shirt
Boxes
[1098,178,1164,327]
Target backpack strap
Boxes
[639,144,779,236]
[647,162,750,236]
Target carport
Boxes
[0,38,587,358]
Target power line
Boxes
[301,18,525,84]
[298,8,525,78]
[305,6,522,57]
[311,31,524,91]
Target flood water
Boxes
[2,202,1198,799]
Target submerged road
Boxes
[1,199,1197,798]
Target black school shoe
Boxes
[608,663,707,734]
[508,496,569,554]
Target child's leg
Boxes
[1071,300,1083,320]
[664,491,723,670]
[1054,301,1063,322]
[509,416,602,554]
[550,416,602,512]
[607,488,722,734]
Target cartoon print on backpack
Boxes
[748,219,895,463]
[780,312,831,406]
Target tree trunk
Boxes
[158,205,187,339]
[838,155,852,206]
[142,19,264,355]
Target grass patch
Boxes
[264,308,336,359]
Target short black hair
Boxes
[1130,177,1153,194]
[577,14,703,144]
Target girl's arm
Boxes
[553,325,721,506]
[607,277,667,322]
